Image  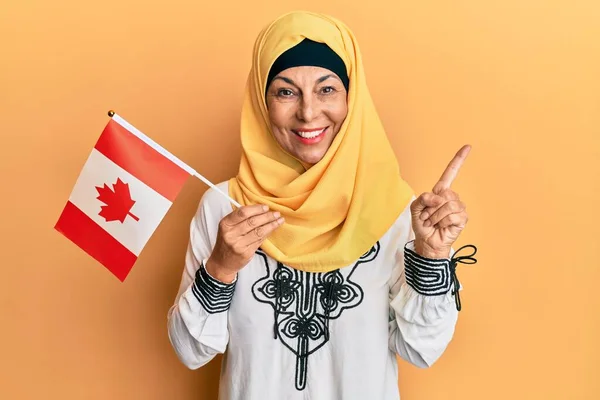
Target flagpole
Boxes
[191,171,241,208]
[107,110,242,209]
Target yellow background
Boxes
[1,0,598,399]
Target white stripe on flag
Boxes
[69,148,173,256]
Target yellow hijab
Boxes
[228,11,414,272]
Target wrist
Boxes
[404,241,453,297]
[413,240,450,259]
[205,258,237,284]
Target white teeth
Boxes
[296,128,326,139]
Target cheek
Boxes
[268,103,294,130]
[267,104,295,148]
[329,100,348,126]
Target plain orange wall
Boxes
[1,0,598,399]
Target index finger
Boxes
[433,145,471,193]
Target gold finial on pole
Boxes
[107,110,115,117]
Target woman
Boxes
[168,10,477,400]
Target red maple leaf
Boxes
[96,178,139,223]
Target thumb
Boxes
[411,192,445,215]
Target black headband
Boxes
[265,38,350,95]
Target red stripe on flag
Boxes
[55,201,137,282]
[94,120,189,202]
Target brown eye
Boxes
[321,86,335,94]
[277,89,294,97]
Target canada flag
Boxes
[55,113,195,281]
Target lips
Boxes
[290,127,329,145]
[292,127,327,139]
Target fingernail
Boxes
[420,212,429,221]
[423,220,431,227]
[274,211,281,218]
[278,217,285,224]
[262,205,268,212]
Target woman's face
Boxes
[265,66,348,166]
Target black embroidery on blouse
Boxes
[251,243,379,391]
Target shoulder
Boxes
[185,181,233,257]
[393,194,417,228]
[194,180,234,226]
[380,194,417,244]
[199,180,232,210]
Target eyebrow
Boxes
[273,74,339,86]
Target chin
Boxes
[297,152,326,165]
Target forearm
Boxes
[167,263,237,369]
[388,241,459,367]
[389,284,459,368]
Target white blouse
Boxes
[167,181,475,400]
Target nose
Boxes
[296,93,319,122]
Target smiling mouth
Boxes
[292,127,328,139]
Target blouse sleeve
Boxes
[387,198,477,368]
[167,189,236,370]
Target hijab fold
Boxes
[229,11,414,272]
